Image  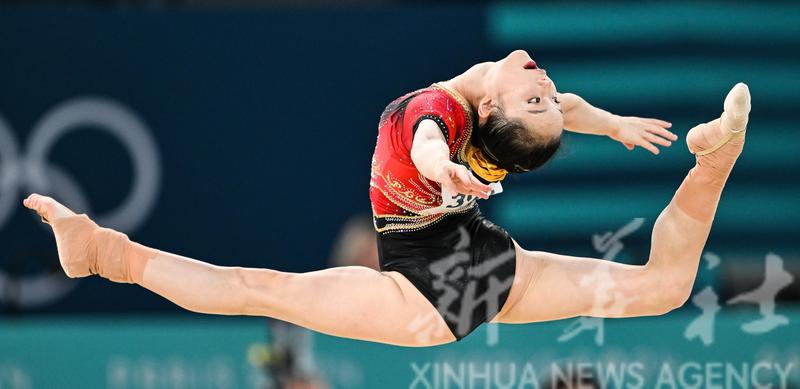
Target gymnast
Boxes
[24,50,751,346]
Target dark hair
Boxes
[472,109,561,173]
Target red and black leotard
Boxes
[369,83,516,340]
[370,83,478,233]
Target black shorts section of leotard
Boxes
[376,207,516,340]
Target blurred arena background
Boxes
[1,1,799,388]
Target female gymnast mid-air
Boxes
[24,50,751,346]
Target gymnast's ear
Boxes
[477,96,495,125]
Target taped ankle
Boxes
[52,215,157,284]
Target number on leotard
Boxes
[447,194,465,208]
[446,193,475,209]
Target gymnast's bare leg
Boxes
[495,83,751,323]
[23,196,456,347]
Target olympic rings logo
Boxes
[0,97,161,232]
[0,97,161,308]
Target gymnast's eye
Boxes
[529,97,541,104]
[553,96,560,104]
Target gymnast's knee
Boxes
[644,271,694,315]
[231,267,294,314]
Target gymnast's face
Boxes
[480,50,564,141]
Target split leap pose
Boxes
[24,50,751,347]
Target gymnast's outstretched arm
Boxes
[559,92,678,154]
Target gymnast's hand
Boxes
[609,115,677,155]
[434,161,492,199]
[411,119,491,199]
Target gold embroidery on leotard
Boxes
[371,84,485,233]
[431,83,474,164]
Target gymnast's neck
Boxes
[441,61,493,111]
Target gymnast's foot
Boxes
[23,193,76,222]
[686,83,751,180]
[24,194,157,283]
[23,194,99,278]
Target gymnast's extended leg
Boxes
[23,196,455,347]
[495,83,751,323]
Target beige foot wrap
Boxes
[674,83,751,222]
[51,215,158,284]
[688,83,750,157]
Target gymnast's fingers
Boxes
[442,182,460,196]
[638,138,661,155]
[454,166,473,185]
[641,117,672,128]
[467,176,491,198]
[448,182,472,194]
[646,124,678,141]
[644,132,673,147]
[468,188,489,199]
